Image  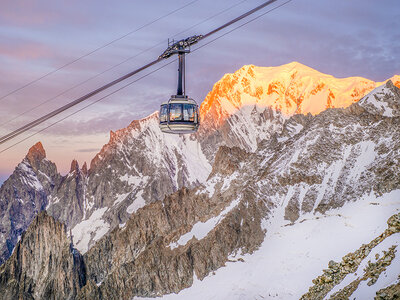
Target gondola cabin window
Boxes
[160,105,168,123]
[170,103,183,121]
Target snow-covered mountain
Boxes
[0,62,399,299]
[199,62,399,157]
[0,142,60,265]
[1,62,399,260]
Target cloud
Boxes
[75,148,100,153]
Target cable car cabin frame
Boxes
[159,40,200,134]
[159,96,199,134]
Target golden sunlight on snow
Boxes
[200,62,399,127]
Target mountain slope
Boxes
[48,113,211,253]
[302,212,400,299]
[142,196,399,300]
[0,78,395,299]
[0,62,399,289]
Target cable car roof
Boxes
[161,97,197,105]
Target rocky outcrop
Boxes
[47,159,87,228]
[375,282,400,299]
[0,211,86,300]
[358,80,400,117]
[301,213,400,300]
[208,145,249,178]
[81,177,268,299]
[0,142,60,265]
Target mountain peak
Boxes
[199,63,399,131]
[358,80,400,117]
[82,162,88,175]
[26,141,46,164]
[70,159,79,173]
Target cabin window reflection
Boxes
[169,103,182,121]
[160,105,168,123]
[183,104,195,122]
[194,106,199,123]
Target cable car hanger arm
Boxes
[158,0,278,59]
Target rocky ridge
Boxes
[301,213,400,299]
[0,142,60,265]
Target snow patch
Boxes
[114,192,130,206]
[169,197,241,250]
[71,207,110,254]
[126,190,146,214]
[359,84,394,117]
[18,161,43,191]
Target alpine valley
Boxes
[0,62,400,299]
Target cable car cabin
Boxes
[159,39,200,134]
[159,96,199,134]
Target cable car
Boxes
[159,96,199,134]
[159,38,200,134]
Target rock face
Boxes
[358,80,400,117]
[0,63,399,299]
[83,184,267,299]
[0,211,86,300]
[47,112,212,254]
[0,142,60,266]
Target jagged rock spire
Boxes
[70,159,79,173]
[81,162,88,176]
[26,141,46,164]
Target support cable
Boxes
[0,0,248,128]
[0,0,293,149]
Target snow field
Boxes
[134,190,400,300]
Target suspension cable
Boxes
[0,60,176,154]
[0,0,199,103]
[0,0,249,128]
[0,0,293,148]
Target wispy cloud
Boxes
[75,148,100,153]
